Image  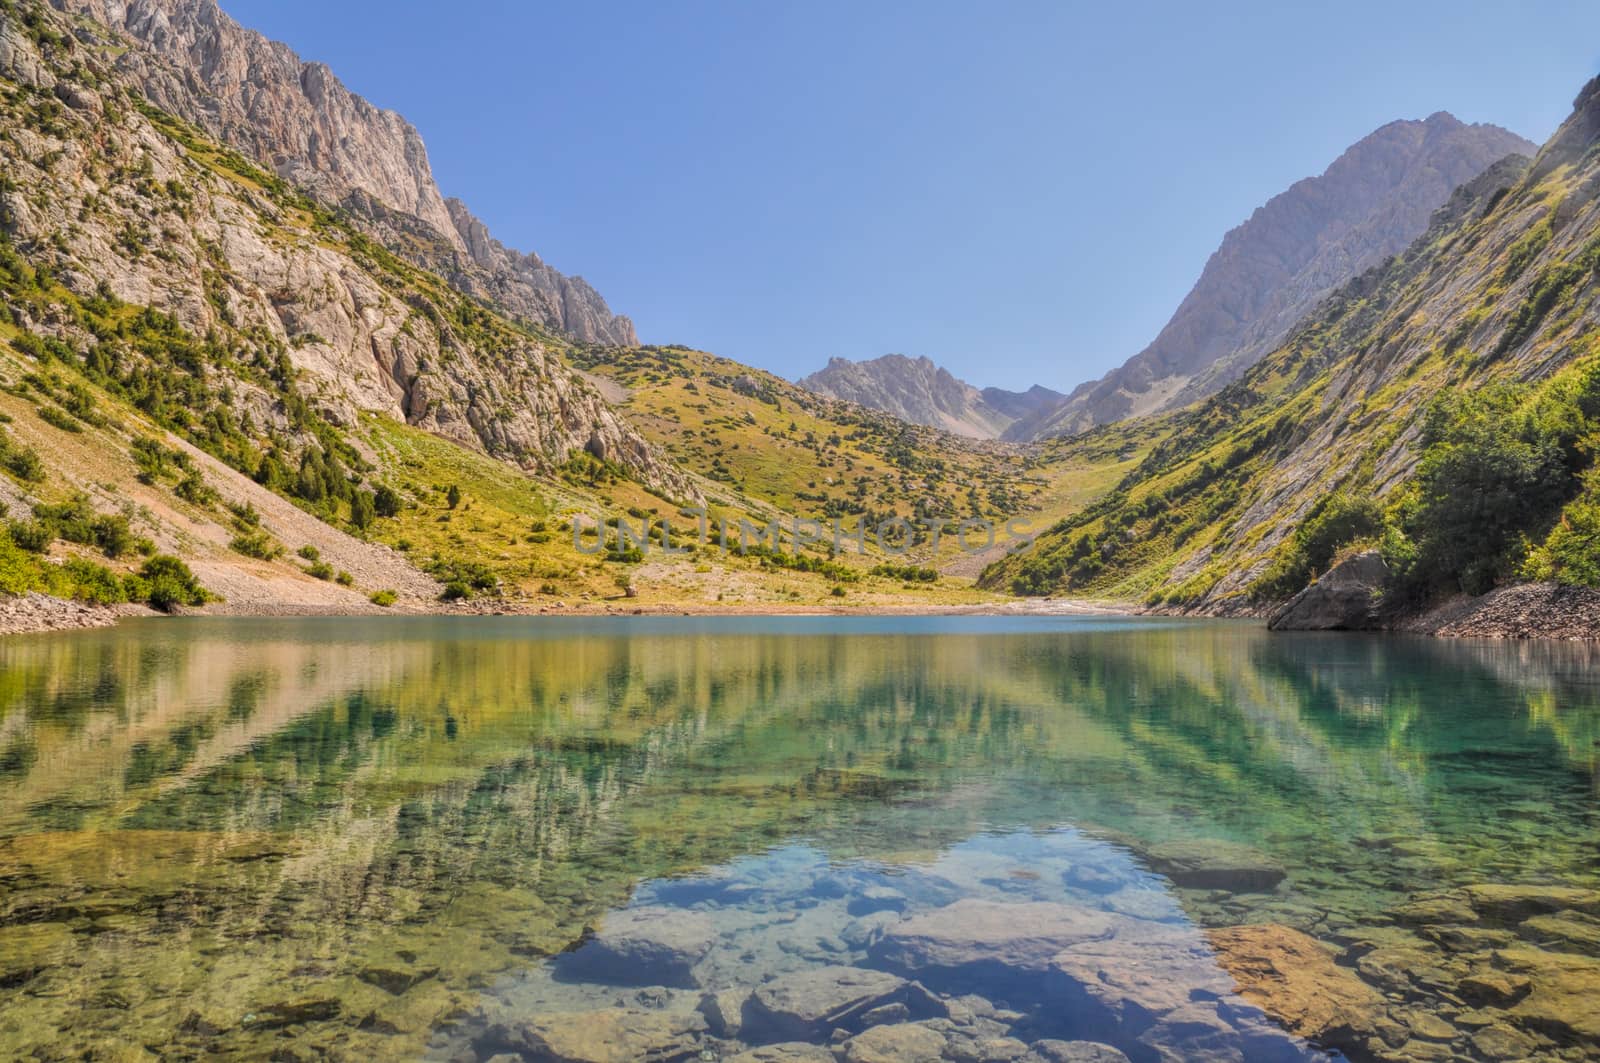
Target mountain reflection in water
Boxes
[0,617,1596,1061]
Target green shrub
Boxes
[424,557,497,597]
[174,472,216,507]
[373,484,402,518]
[335,570,354,587]
[61,559,129,605]
[37,406,82,433]
[1523,491,1600,586]
[1400,388,1574,595]
[0,429,45,483]
[369,589,397,607]
[1253,493,1385,598]
[8,519,52,553]
[138,555,207,612]
[306,560,334,581]
[230,530,284,560]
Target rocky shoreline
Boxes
[0,593,151,636]
[5,577,1599,640]
[1262,551,1600,641]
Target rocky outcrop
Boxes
[50,0,459,240]
[799,355,1062,440]
[442,199,637,346]
[1,6,693,499]
[1021,114,1535,439]
[1267,551,1390,631]
[47,0,637,345]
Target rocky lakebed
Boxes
[428,835,1599,1063]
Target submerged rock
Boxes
[480,1007,706,1063]
[1141,841,1286,893]
[871,900,1116,976]
[557,907,716,988]
[838,1021,949,1062]
[1024,1041,1132,1063]
[1463,883,1600,921]
[723,1044,837,1063]
[1050,921,1236,1029]
[1205,924,1385,1049]
[1495,946,1600,1041]
[698,988,748,1038]
[741,965,911,1043]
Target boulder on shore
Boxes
[1268,551,1389,631]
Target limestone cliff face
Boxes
[1022,113,1536,439]
[0,3,690,499]
[46,0,637,345]
[799,355,1062,440]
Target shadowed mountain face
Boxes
[1016,113,1535,440]
[799,355,1063,439]
[45,0,637,345]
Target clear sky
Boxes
[220,0,1600,391]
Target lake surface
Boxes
[0,617,1597,1062]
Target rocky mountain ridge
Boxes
[798,354,1062,439]
[45,0,637,344]
[985,78,1600,613]
[0,0,689,499]
[1020,112,1536,439]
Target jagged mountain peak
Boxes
[799,354,1062,440]
[1022,112,1536,439]
[46,0,636,345]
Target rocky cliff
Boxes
[45,0,637,345]
[0,2,689,498]
[1019,113,1535,439]
[799,354,1062,440]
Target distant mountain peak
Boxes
[798,355,1063,439]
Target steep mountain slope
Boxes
[0,0,731,612]
[799,354,1062,439]
[984,79,1600,614]
[0,0,1050,616]
[45,0,637,345]
[1018,113,1535,440]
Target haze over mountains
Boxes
[803,114,1534,441]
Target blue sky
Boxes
[222,1,1600,391]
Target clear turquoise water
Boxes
[0,617,1596,1060]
